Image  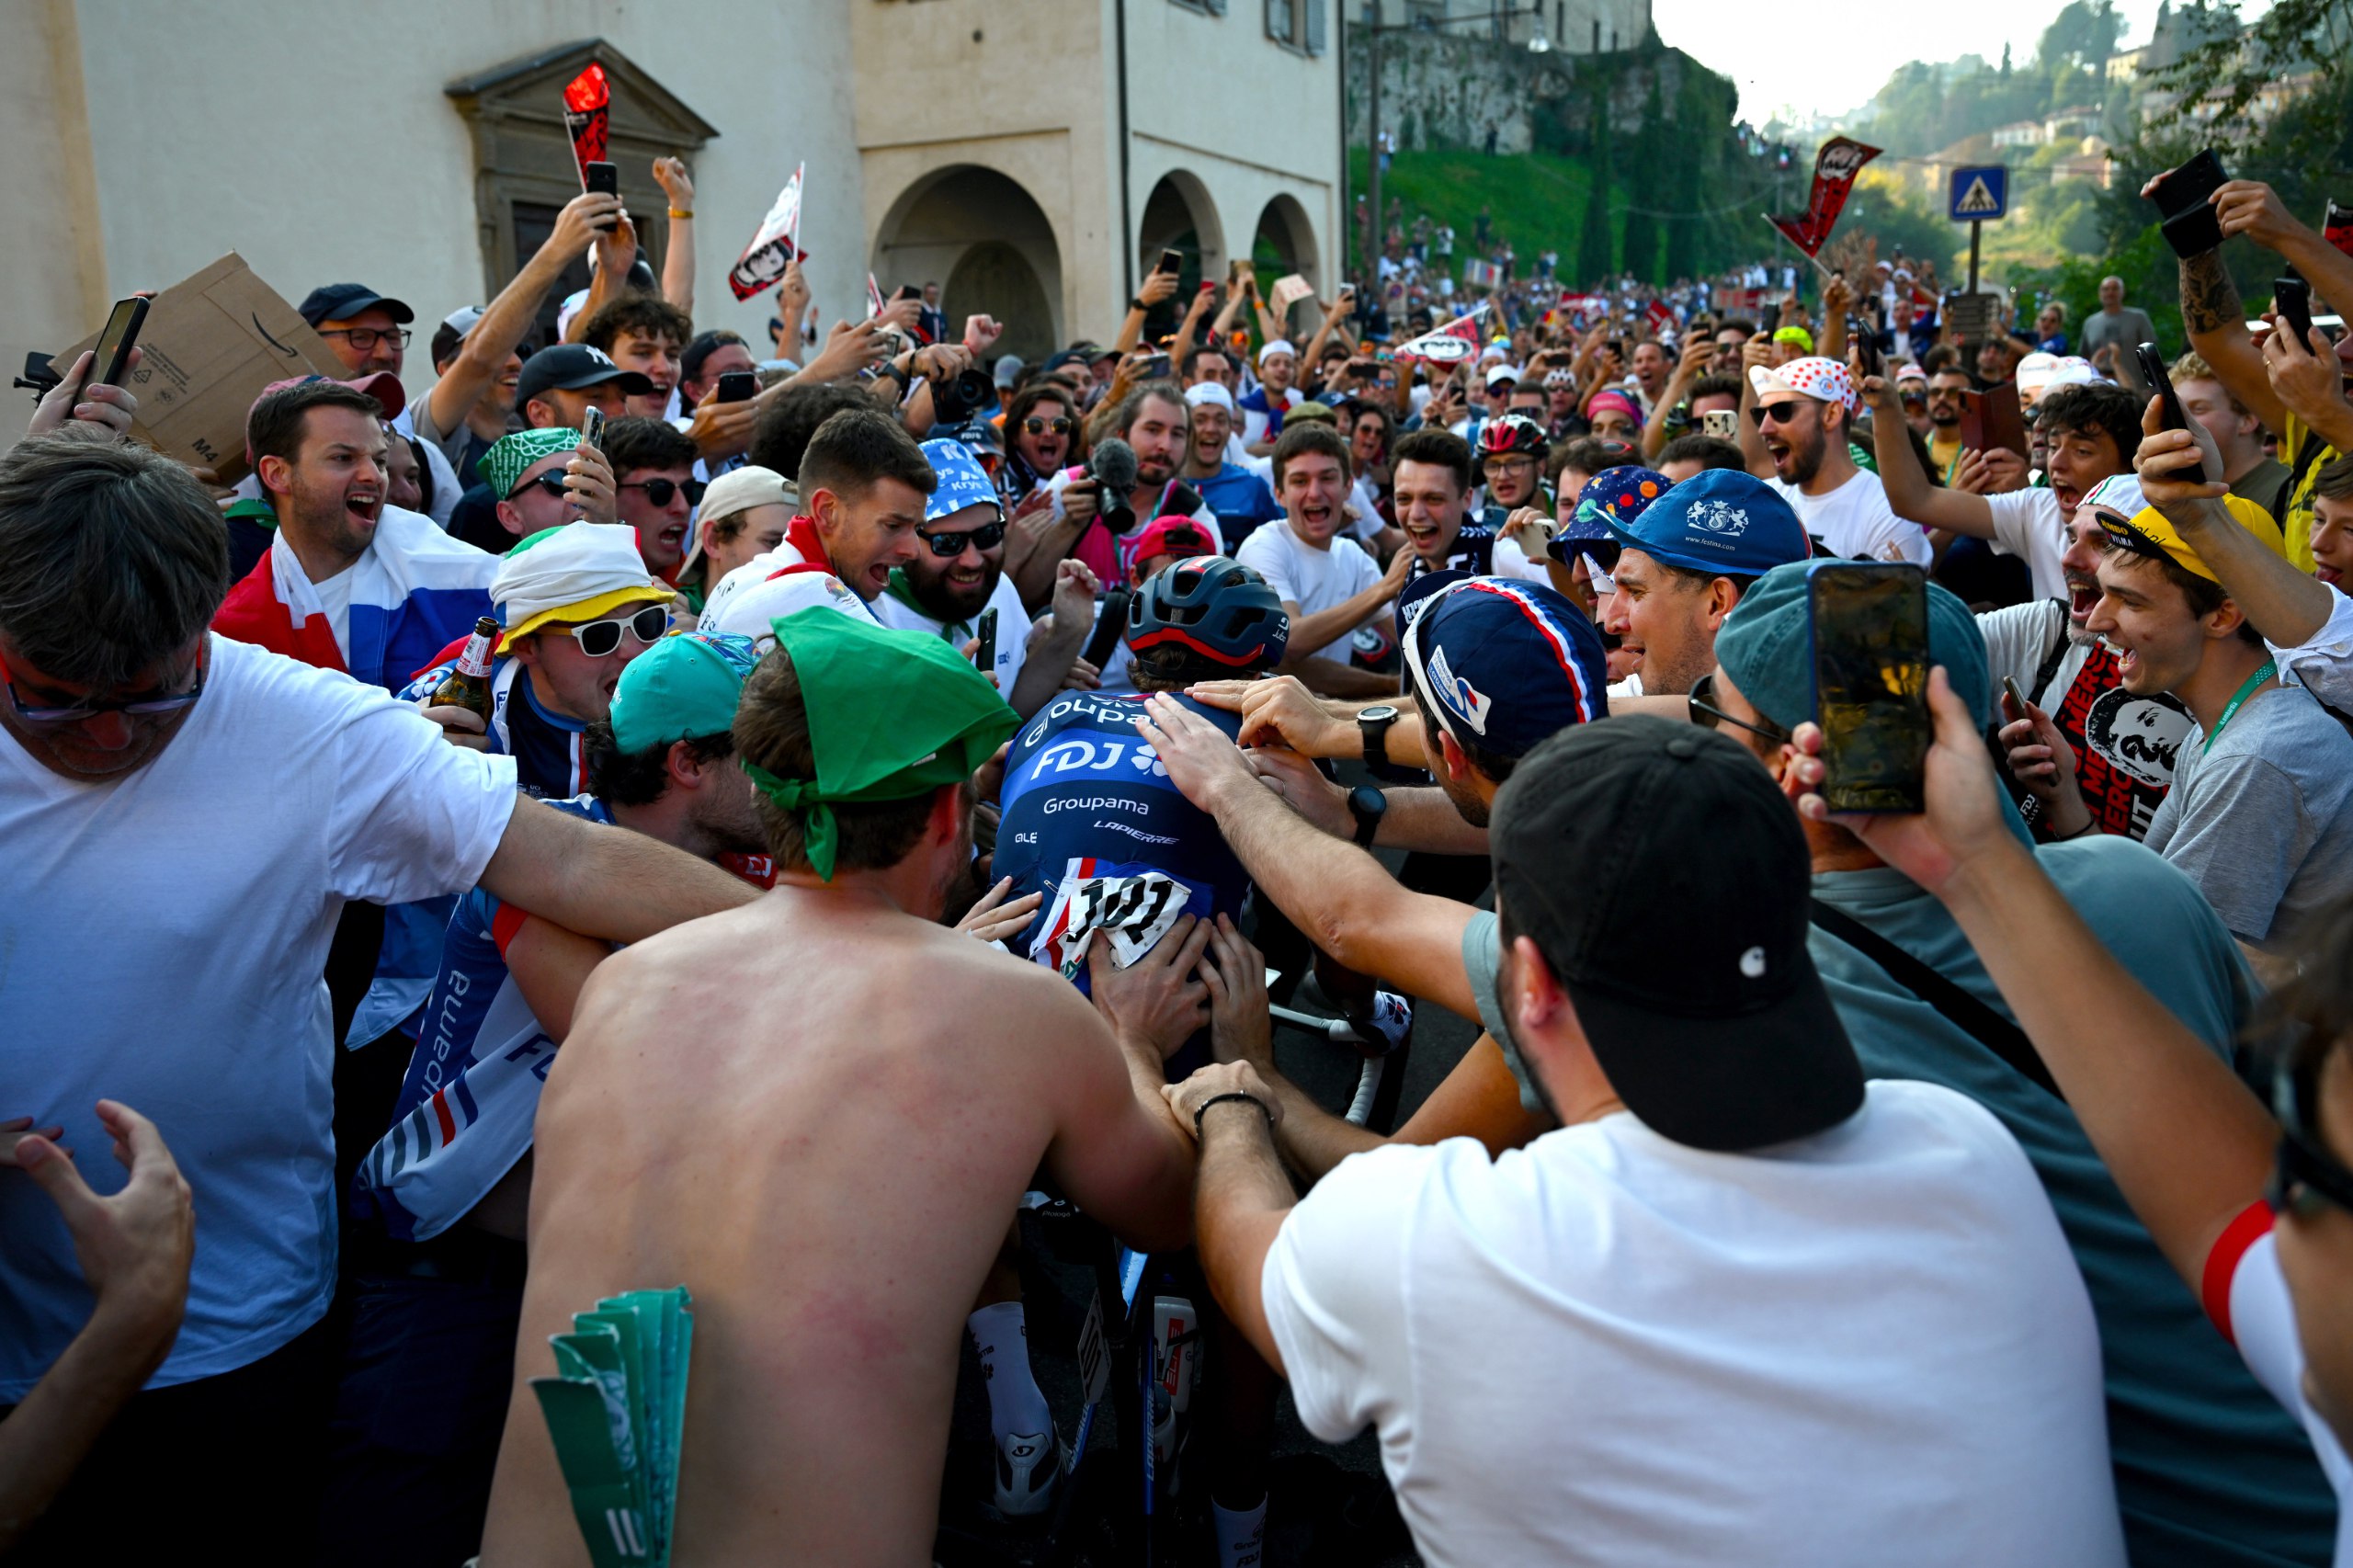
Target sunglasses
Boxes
[553,604,671,658]
[507,471,573,502]
[1688,671,1790,745]
[618,477,706,507]
[2,646,207,725]
[1022,416,1074,436]
[916,519,1007,556]
[2270,1053,2353,1221]
[1749,402,1812,428]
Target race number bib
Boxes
[1032,864,1190,980]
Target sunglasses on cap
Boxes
[1688,670,1790,746]
[552,604,671,658]
[618,477,706,507]
[2270,1051,2353,1221]
[1022,416,1075,436]
[916,519,1007,557]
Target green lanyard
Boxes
[2203,660,2277,755]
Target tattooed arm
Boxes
[2178,250,2290,435]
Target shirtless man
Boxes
[479,610,1198,1566]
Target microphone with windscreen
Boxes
[1087,437,1140,536]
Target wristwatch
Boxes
[1356,704,1401,769]
[1347,785,1389,849]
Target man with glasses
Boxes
[300,282,466,526]
[598,416,702,583]
[406,523,672,801]
[1736,353,1929,566]
[1923,365,1971,482]
[874,440,1091,719]
[0,436,753,1563]
[1683,560,2342,1564]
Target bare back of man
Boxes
[478,887,1193,1566]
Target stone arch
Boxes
[1138,169,1225,295]
[871,165,1063,361]
[1251,193,1321,293]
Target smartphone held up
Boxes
[1808,562,1931,814]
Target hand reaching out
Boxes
[1198,915,1273,1069]
[1089,918,1213,1062]
[956,877,1043,944]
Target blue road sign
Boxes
[1949,165,2008,222]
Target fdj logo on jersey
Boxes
[1035,736,1168,779]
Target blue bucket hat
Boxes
[918,437,1003,524]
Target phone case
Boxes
[2161,205,2224,259]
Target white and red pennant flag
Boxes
[1767,137,1881,257]
[727,163,806,301]
[1394,301,1490,364]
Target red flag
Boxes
[2325,199,2353,260]
[728,165,807,301]
[1643,300,1675,335]
[562,63,610,187]
[1767,137,1881,258]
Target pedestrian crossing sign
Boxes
[1949,166,2008,222]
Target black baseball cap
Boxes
[514,344,654,409]
[298,283,415,327]
[1489,716,1863,1153]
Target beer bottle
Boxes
[429,617,499,722]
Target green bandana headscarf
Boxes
[483,426,581,501]
[742,608,1017,881]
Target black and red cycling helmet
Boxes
[1126,556,1289,672]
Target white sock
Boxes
[967,1301,1051,1440]
[1213,1496,1267,1568]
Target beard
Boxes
[290,476,378,561]
[907,558,999,624]
[1782,426,1826,487]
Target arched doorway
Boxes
[1138,170,1225,297]
[872,165,1062,362]
[1251,193,1321,291]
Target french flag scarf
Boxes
[212,506,498,693]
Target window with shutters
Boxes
[1265,0,1324,51]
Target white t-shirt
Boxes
[311,561,358,664]
[1260,1081,2125,1568]
[1769,470,1931,566]
[1984,486,2073,601]
[1234,519,1384,664]
[2224,1229,2353,1565]
[0,636,519,1398]
[2273,583,2353,717]
[872,571,1033,699]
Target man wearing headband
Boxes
[1238,339,1302,455]
[331,633,769,1566]
[482,610,1198,1564]
[875,439,1092,718]
[2083,493,2353,962]
[1740,356,1928,566]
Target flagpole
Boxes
[1762,216,1836,283]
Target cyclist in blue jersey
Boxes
[323,631,766,1568]
[992,556,1296,1562]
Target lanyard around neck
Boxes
[2204,660,2277,755]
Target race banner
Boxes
[2326,199,2353,260]
[1767,137,1881,257]
[1394,302,1489,364]
[726,164,805,301]
[561,63,610,189]
[1643,300,1676,335]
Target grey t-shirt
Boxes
[2143,680,2353,951]
[1461,910,1545,1116]
[2080,307,2159,362]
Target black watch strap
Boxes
[1358,708,1398,769]
[1348,786,1388,849]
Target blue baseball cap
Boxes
[1606,467,1809,579]
[918,437,1003,524]
[1402,577,1608,760]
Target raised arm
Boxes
[1643,335,1714,461]
[1862,371,1998,539]
[564,211,640,344]
[651,158,697,316]
[1114,269,1181,357]
[1137,696,1479,1019]
[2175,244,2290,436]
[426,192,614,437]
[1797,667,2275,1291]
[2139,399,2336,648]
[479,795,756,943]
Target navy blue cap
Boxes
[1402,577,1608,760]
[298,283,414,328]
[1394,566,1471,643]
[1605,467,1810,579]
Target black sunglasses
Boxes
[917,519,1007,557]
[2271,1053,2353,1220]
[1022,416,1074,436]
[1688,671,1790,745]
[619,477,707,507]
[1749,402,1812,428]
[507,472,571,502]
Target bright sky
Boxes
[1652,0,2270,129]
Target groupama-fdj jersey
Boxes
[351,795,612,1242]
[996,690,1250,994]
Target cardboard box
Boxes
[55,254,347,483]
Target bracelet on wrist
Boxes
[668,208,694,221]
[1194,1090,1275,1138]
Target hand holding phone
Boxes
[580,405,607,450]
[715,370,758,404]
[1156,248,1184,277]
[1808,562,1931,813]
[77,295,150,403]
[2149,150,2227,256]
[2135,341,2206,482]
[2276,272,2316,352]
[584,161,620,231]
[972,607,999,676]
